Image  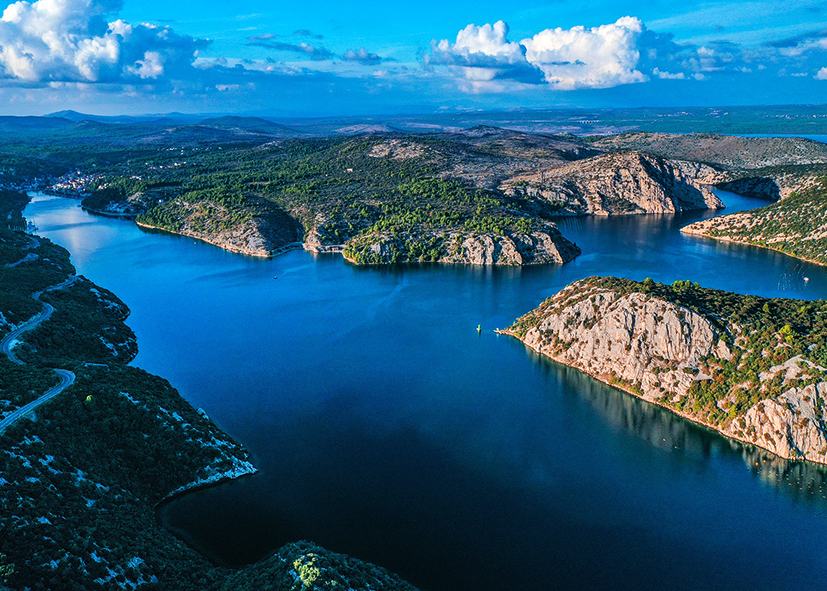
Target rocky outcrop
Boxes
[502,152,724,215]
[138,216,275,257]
[342,224,580,266]
[441,228,580,265]
[501,278,827,464]
[137,198,302,257]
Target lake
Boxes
[23,191,827,591]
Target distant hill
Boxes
[197,116,301,136]
[0,115,75,131]
[46,110,201,125]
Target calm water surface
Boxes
[24,192,827,591]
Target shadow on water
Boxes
[526,345,827,508]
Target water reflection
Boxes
[736,446,827,505]
[527,348,827,507]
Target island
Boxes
[499,276,827,464]
[0,190,418,590]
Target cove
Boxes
[23,191,827,591]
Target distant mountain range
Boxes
[0,103,822,141]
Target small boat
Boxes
[476,324,481,333]
[273,276,278,279]
[804,277,810,282]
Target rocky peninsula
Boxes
[500,277,827,464]
[56,129,747,266]
[682,178,827,267]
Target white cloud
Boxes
[447,21,524,63]
[427,17,677,92]
[427,21,543,87]
[0,0,206,84]
[816,67,827,80]
[521,16,647,89]
[652,67,685,80]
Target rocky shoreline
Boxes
[680,221,827,268]
[500,277,827,464]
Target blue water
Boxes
[23,192,827,591]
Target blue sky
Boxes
[0,0,826,116]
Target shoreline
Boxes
[82,205,138,219]
[680,225,827,268]
[495,327,819,466]
[135,221,292,258]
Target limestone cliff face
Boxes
[442,228,580,265]
[717,177,781,200]
[503,279,827,464]
[503,152,724,215]
[342,224,580,266]
[717,174,820,201]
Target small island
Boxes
[500,276,827,463]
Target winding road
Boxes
[0,276,77,432]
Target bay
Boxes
[23,191,827,591]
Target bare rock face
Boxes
[504,279,827,464]
[717,177,781,200]
[504,151,724,215]
[341,224,580,266]
[443,227,581,265]
[516,287,718,401]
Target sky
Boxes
[0,0,826,116]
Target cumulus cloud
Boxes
[425,15,827,93]
[427,17,673,91]
[343,47,380,65]
[653,67,685,80]
[816,67,827,79]
[521,16,648,89]
[343,47,388,65]
[0,0,207,83]
[426,21,544,88]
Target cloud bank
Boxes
[0,0,206,83]
[427,17,655,91]
[426,16,827,92]
[2,1,827,113]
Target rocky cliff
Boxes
[502,152,724,215]
[501,277,827,464]
[341,223,580,266]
